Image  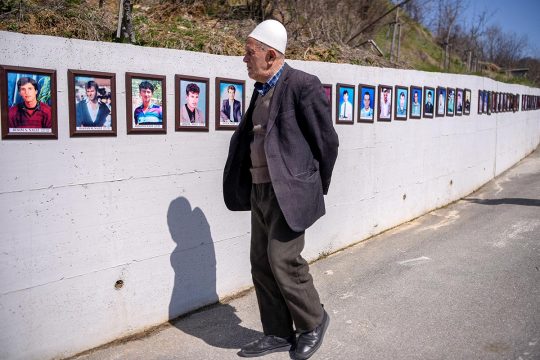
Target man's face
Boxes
[19,82,37,106]
[243,37,270,82]
[343,92,349,102]
[227,88,235,101]
[400,94,405,107]
[428,93,432,103]
[414,92,418,102]
[140,88,153,104]
[86,86,97,102]
[363,94,370,109]
[383,90,388,102]
[186,91,199,110]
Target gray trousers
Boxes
[250,183,324,338]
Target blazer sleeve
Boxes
[296,74,339,195]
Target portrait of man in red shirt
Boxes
[8,76,52,130]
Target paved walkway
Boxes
[74,148,540,360]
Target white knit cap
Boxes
[248,19,287,54]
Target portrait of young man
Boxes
[378,85,392,121]
[395,86,408,120]
[7,75,52,131]
[337,85,354,122]
[359,85,374,122]
[133,79,163,127]
[436,87,446,117]
[423,87,434,118]
[75,78,111,129]
[219,82,243,124]
[410,86,422,119]
[223,19,338,360]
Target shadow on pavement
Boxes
[464,198,540,207]
[167,196,261,349]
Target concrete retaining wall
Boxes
[0,31,539,360]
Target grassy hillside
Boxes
[0,0,535,85]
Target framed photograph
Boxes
[377,84,393,121]
[394,85,408,120]
[463,88,471,115]
[215,78,245,130]
[423,86,435,118]
[409,86,422,119]
[486,91,492,115]
[478,90,484,114]
[436,86,446,117]
[336,83,355,124]
[68,69,116,137]
[125,73,166,134]
[358,84,375,123]
[175,75,209,131]
[1,65,57,139]
[455,88,463,116]
[446,87,455,117]
[322,84,332,104]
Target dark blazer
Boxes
[223,63,339,232]
[76,100,110,127]
[220,99,242,122]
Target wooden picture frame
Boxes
[1,65,58,139]
[463,88,471,115]
[446,87,455,117]
[175,75,209,132]
[215,77,245,130]
[358,84,375,123]
[68,69,116,137]
[409,85,422,119]
[126,72,166,134]
[322,84,332,105]
[478,90,484,115]
[455,88,463,116]
[336,83,355,124]
[377,84,393,121]
[394,85,408,120]
[423,86,434,118]
[436,86,446,117]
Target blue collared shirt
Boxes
[254,65,284,96]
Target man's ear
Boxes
[266,49,276,63]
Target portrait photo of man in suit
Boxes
[219,83,243,124]
[223,19,338,360]
[75,79,111,129]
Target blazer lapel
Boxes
[266,63,291,134]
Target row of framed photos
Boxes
[477,90,524,115]
[0,65,246,139]
[2,65,538,139]
[332,84,472,124]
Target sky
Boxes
[465,0,540,58]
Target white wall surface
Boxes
[0,31,539,360]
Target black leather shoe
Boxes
[238,335,294,357]
[292,310,330,360]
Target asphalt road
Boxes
[74,148,540,360]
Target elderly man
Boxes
[223,20,339,359]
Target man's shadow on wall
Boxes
[167,197,261,348]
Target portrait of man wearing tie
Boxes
[337,84,354,123]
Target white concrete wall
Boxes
[0,31,539,360]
